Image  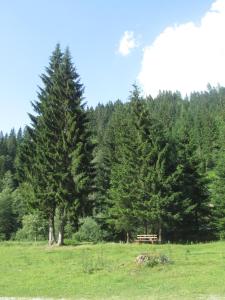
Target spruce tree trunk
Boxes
[57,210,66,246]
[48,216,56,246]
[126,232,130,243]
[57,227,64,246]
[48,224,54,245]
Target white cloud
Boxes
[118,31,138,56]
[138,0,225,98]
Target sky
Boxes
[0,0,221,133]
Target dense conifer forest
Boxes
[1,45,225,244]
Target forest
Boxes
[1,44,225,245]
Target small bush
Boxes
[64,223,74,239]
[73,217,103,243]
[15,212,48,241]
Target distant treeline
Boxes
[0,45,225,244]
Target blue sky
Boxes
[0,0,215,133]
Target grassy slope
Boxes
[0,241,224,299]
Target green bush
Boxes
[15,212,48,241]
[73,217,103,243]
[64,223,74,239]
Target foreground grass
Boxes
[0,241,225,299]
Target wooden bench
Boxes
[136,234,158,244]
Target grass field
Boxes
[0,241,225,299]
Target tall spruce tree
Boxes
[173,123,211,241]
[20,45,94,245]
[108,86,180,242]
[108,105,140,242]
[128,85,184,241]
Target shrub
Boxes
[73,217,103,243]
[15,212,48,241]
[64,223,74,239]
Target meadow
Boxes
[0,241,225,300]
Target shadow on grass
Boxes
[63,239,94,247]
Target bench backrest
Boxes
[137,234,158,240]
[137,235,157,237]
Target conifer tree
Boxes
[107,86,180,241]
[173,124,211,241]
[211,152,225,239]
[130,85,179,241]
[20,45,94,245]
[108,106,140,242]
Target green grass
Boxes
[0,241,225,299]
